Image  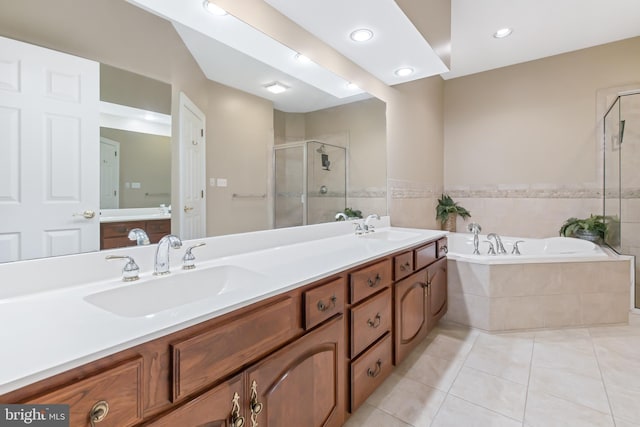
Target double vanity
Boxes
[0,218,447,426]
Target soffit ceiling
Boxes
[128,0,640,111]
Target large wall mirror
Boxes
[0,0,387,263]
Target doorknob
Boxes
[72,210,95,219]
[183,206,194,213]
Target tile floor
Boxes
[345,314,640,427]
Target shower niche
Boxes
[274,140,347,228]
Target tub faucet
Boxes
[363,214,380,233]
[467,223,482,255]
[487,233,507,255]
[335,212,348,221]
[154,234,182,275]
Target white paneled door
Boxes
[0,36,100,262]
[178,92,206,240]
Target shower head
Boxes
[316,144,326,154]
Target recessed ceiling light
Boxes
[394,67,414,77]
[203,0,228,16]
[264,82,288,94]
[493,28,513,39]
[346,82,360,90]
[294,53,312,64]
[350,28,374,42]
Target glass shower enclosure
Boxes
[603,90,640,308]
[274,141,347,228]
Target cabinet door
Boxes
[394,270,429,365]
[144,374,244,427]
[245,315,345,427]
[428,258,448,329]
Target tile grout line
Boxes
[521,332,537,427]
[587,326,618,426]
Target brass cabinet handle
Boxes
[317,295,337,312]
[367,313,382,328]
[400,261,411,271]
[250,380,263,427]
[367,273,382,288]
[230,392,245,427]
[89,400,109,427]
[367,359,383,378]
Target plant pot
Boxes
[441,214,457,232]
[574,229,602,244]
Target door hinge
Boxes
[201,190,204,198]
[201,129,204,137]
[113,190,117,196]
[114,151,118,157]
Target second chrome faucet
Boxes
[154,234,182,275]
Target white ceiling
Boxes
[128,0,640,110]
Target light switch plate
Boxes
[216,178,228,187]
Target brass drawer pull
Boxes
[367,273,382,288]
[250,380,263,427]
[231,392,245,427]
[367,359,383,378]
[400,261,411,271]
[317,295,337,312]
[89,400,109,427]
[367,313,382,328]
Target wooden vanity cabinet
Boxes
[2,236,448,427]
[393,238,448,365]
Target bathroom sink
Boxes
[84,265,268,318]
[361,230,420,241]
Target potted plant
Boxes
[559,214,607,243]
[436,194,471,232]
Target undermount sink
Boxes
[84,265,268,318]
[361,230,420,241]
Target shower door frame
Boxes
[273,140,348,228]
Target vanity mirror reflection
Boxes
[0,0,387,263]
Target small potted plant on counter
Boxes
[436,194,471,232]
[559,214,607,244]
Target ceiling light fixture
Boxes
[394,67,414,77]
[493,28,513,39]
[346,82,360,90]
[264,82,289,94]
[350,28,374,42]
[294,53,312,64]
[203,0,228,16]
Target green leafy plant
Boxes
[338,207,362,220]
[436,194,471,225]
[559,215,607,240]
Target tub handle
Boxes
[484,241,496,255]
[512,240,524,255]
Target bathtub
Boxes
[444,232,632,332]
[447,233,609,264]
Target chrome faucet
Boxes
[363,214,380,233]
[128,228,150,246]
[467,223,482,255]
[154,234,182,275]
[487,233,507,255]
[335,212,349,221]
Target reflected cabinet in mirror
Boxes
[0,0,387,263]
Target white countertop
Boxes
[0,219,446,394]
[100,207,171,223]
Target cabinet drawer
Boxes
[304,277,345,330]
[26,358,143,427]
[415,242,437,270]
[172,296,300,401]
[146,219,170,234]
[351,333,393,411]
[350,288,392,357]
[349,259,392,304]
[101,221,146,238]
[394,251,414,280]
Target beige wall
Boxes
[443,37,640,237]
